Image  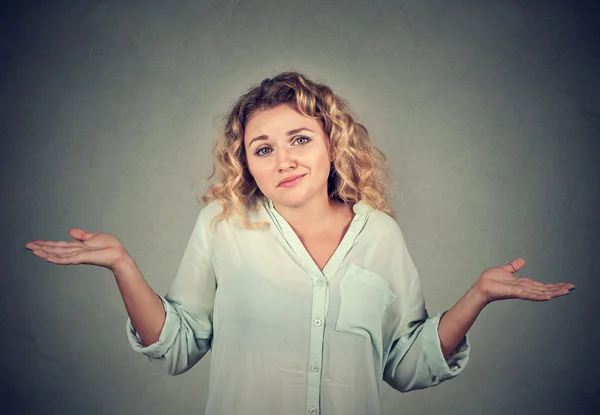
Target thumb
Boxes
[504,258,526,274]
[68,228,97,241]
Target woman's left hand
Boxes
[474,258,576,305]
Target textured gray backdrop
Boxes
[2,0,599,414]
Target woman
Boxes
[25,72,575,415]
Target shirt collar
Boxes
[263,198,372,215]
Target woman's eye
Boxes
[295,136,311,145]
[256,147,271,156]
[254,136,310,156]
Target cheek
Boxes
[247,159,270,181]
[314,149,333,172]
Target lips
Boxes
[277,173,307,187]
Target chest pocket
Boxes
[335,265,397,361]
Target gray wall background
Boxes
[2,0,599,414]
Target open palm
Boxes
[25,228,127,272]
[475,258,576,304]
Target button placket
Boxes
[306,273,326,415]
[261,199,370,415]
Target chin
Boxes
[269,190,313,209]
[271,197,307,209]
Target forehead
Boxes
[244,104,321,141]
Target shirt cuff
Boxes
[125,295,181,359]
[420,311,471,381]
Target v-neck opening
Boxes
[262,198,371,278]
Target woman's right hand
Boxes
[25,228,129,273]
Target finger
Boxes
[35,240,84,247]
[512,281,567,297]
[521,286,571,300]
[539,286,572,296]
[515,286,553,298]
[517,280,569,292]
[69,228,96,241]
[516,290,553,302]
[27,240,85,250]
[540,290,570,301]
[540,283,574,292]
[529,282,575,292]
[515,281,575,301]
[550,282,576,289]
[29,244,83,255]
[506,258,526,274]
[519,286,572,301]
[28,240,48,245]
[514,277,543,286]
[516,277,572,289]
[34,249,86,265]
[520,282,570,296]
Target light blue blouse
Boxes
[126,199,470,415]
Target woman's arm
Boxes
[113,253,166,347]
[123,207,217,376]
[437,286,486,358]
[437,257,575,359]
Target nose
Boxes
[276,147,297,172]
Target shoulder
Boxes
[360,204,408,245]
[366,209,398,228]
[200,199,224,222]
[198,199,269,234]
[359,202,399,230]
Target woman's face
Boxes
[244,103,333,209]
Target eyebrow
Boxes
[247,128,315,148]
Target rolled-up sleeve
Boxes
[125,207,216,375]
[381,223,470,392]
[383,309,470,392]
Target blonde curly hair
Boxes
[196,71,395,230]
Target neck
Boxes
[273,193,342,236]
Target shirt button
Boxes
[314,318,322,327]
[308,408,318,415]
[316,278,324,286]
[310,364,320,372]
